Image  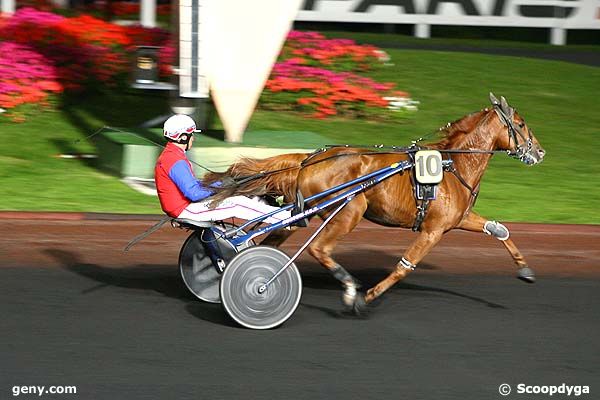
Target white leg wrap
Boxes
[342,282,358,307]
[331,264,359,307]
[400,257,416,271]
[483,220,510,241]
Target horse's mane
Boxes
[427,110,489,150]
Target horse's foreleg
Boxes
[365,229,444,303]
[309,245,363,312]
[307,198,366,311]
[458,212,535,283]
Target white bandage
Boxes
[400,257,416,271]
[342,282,358,307]
[483,220,510,241]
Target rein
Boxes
[323,144,506,155]
[76,126,218,174]
[229,103,528,191]
[229,144,507,189]
[227,149,413,187]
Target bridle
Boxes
[491,99,535,165]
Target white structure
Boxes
[1,0,15,14]
[296,0,600,46]
[203,0,303,143]
[140,0,157,28]
[178,0,209,99]
[178,0,302,142]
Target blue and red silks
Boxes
[154,142,213,217]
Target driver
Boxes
[154,114,290,224]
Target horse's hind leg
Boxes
[458,211,535,283]
[307,197,367,311]
[364,229,444,303]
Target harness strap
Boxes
[412,199,430,232]
[448,165,477,197]
[446,158,481,225]
[123,215,172,252]
[407,150,429,232]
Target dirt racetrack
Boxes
[1,216,598,278]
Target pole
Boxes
[140,0,156,28]
[1,0,16,14]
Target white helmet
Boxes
[163,114,200,143]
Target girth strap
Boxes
[408,150,429,232]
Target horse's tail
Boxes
[202,153,309,204]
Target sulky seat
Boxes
[172,218,214,230]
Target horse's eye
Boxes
[518,122,525,128]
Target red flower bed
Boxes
[282,31,386,72]
[0,8,412,123]
[261,31,417,121]
[0,41,63,118]
[0,8,175,116]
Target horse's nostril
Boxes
[538,149,546,158]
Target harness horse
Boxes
[135,94,544,329]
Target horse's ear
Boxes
[489,92,500,105]
[500,96,509,111]
[500,96,514,119]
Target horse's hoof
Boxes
[350,295,369,317]
[517,267,536,283]
[368,294,385,308]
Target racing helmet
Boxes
[163,114,200,144]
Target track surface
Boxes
[1,219,599,399]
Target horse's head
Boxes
[489,93,545,165]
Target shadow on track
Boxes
[45,248,241,327]
[45,248,505,328]
[184,303,240,328]
[397,282,507,309]
[296,263,507,318]
[45,249,192,302]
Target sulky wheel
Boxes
[220,246,302,330]
[179,224,253,303]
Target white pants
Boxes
[177,196,291,224]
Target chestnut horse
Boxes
[203,94,545,312]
